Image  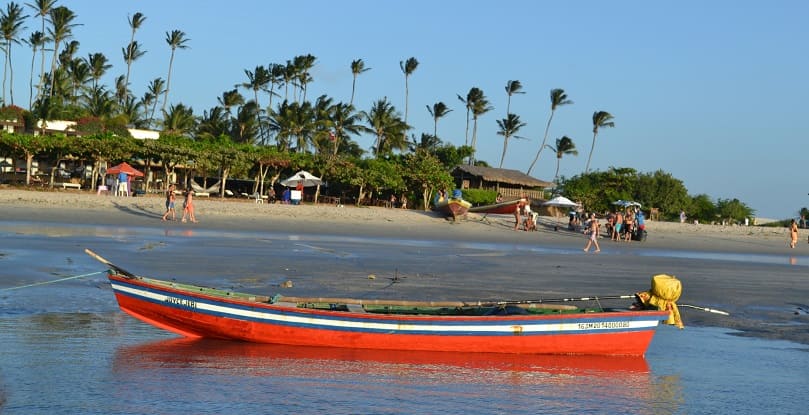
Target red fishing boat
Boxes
[468,198,526,215]
[87,249,670,356]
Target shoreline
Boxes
[3,187,809,347]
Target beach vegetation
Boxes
[461,188,497,205]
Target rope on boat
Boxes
[0,271,105,291]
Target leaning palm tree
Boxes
[527,88,573,175]
[25,30,46,108]
[504,80,524,115]
[426,101,452,138]
[123,12,146,102]
[585,110,615,174]
[547,135,578,185]
[457,87,482,146]
[496,113,527,168]
[145,77,165,127]
[1,2,28,106]
[218,88,244,117]
[161,29,190,114]
[121,41,146,102]
[349,58,370,106]
[26,0,57,102]
[399,57,418,141]
[47,6,79,98]
[469,89,493,165]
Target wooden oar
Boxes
[84,248,137,278]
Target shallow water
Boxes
[0,309,806,415]
[1,221,807,414]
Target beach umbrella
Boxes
[106,162,144,177]
[280,170,322,187]
[612,200,642,208]
[543,196,580,229]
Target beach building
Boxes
[451,165,552,201]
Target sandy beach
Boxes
[2,187,808,346]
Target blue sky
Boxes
[6,1,807,218]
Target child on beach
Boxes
[583,213,601,253]
[161,184,176,221]
[181,187,197,223]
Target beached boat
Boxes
[87,249,670,356]
[468,198,526,215]
[433,198,472,221]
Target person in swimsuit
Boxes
[583,213,601,253]
[181,187,197,223]
[790,219,799,248]
[161,184,176,221]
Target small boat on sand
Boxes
[86,249,671,356]
[468,198,526,215]
[432,189,472,221]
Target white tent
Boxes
[280,170,322,187]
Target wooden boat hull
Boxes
[468,198,525,215]
[108,274,669,356]
[433,198,472,219]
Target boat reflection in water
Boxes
[110,339,685,413]
[115,337,647,381]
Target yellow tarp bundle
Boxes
[636,274,684,329]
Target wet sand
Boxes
[2,187,808,345]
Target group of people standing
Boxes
[161,184,197,223]
[604,208,645,242]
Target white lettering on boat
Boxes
[577,321,630,330]
[164,296,197,309]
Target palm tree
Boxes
[426,101,452,138]
[268,99,316,153]
[585,110,615,174]
[121,41,146,102]
[547,136,577,184]
[293,54,315,103]
[160,103,196,135]
[457,87,482,146]
[349,58,370,106]
[399,57,418,141]
[123,12,146,102]
[47,6,79,98]
[362,98,408,157]
[238,65,270,143]
[87,52,110,90]
[527,88,573,175]
[25,30,46,107]
[145,77,165,127]
[161,29,190,114]
[267,62,284,109]
[504,80,524,115]
[218,88,244,117]
[327,102,365,156]
[1,2,28,106]
[26,0,57,103]
[496,113,526,168]
[469,89,493,165]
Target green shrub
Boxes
[461,189,497,205]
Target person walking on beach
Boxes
[583,213,601,253]
[161,184,176,221]
[181,187,197,223]
[790,219,798,248]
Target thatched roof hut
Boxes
[451,165,552,199]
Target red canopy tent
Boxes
[106,162,144,177]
